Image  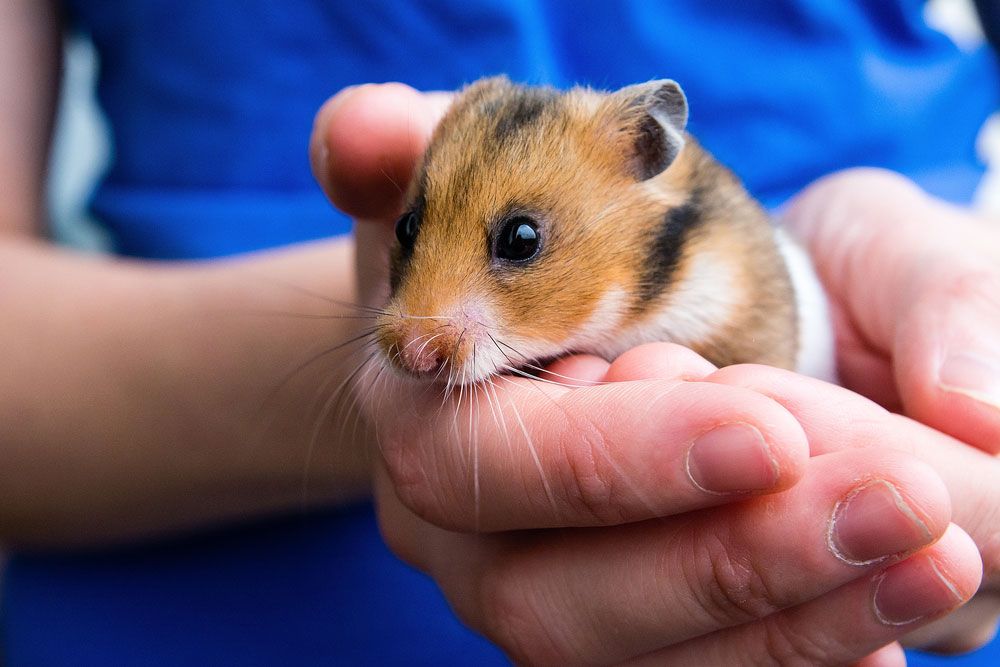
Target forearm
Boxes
[0,237,373,548]
[0,0,61,235]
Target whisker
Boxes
[259,327,383,416]
[491,336,607,387]
[470,372,481,531]
[492,373,557,515]
[246,274,392,316]
[378,166,404,196]
[228,310,383,321]
[300,349,379,508]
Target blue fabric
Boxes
[2,1,998,664]
[3,506,507,666]
[59,0,999,258]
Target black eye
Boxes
[496,216,541,262]
[395,211,419,251]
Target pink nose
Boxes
[389,320,467,378]
[399,336,447,376]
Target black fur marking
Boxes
[636,190,706,308]
[389,186,426,295]
[490,88,557,142]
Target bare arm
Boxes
[0,1,372,548]
[0,0,61,235]
[0,240,374,549]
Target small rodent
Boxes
[376,76,834,385]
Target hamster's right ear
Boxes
[603,80,689,181]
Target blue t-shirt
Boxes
[3,1,998,665]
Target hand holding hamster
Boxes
[312,82,995,662]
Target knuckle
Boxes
[686,530,785,626]
[477,554,575,666]
[555,411,630,524]
[937,267,1000,305]
[756,614,841,667]
[379,433,467,529]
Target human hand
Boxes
[783,169,1000,455]
[688,358,999,658]
[310,84,982,665]
[781,170,1000,653]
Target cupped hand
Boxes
[783,169,1000,455]
[780,170,1000,654]
[310,83,982,665]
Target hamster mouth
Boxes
[491,352,576,382]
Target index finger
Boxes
[361,347,809,532]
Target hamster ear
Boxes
[607,80,689,181]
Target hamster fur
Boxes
[376,76,835,385]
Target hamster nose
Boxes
[393,322,455,377]
[399,337,446,376]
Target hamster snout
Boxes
[380,307,493,379]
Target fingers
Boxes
[364,351,808,531]
[782,168,946,353]
[893,269,1000,455]
[783,168,1000,454]
[476,450,951,665]
[853,643,907,667]
[601,342,718,383]
[901,593,1000,654]
[377,447,963,666]
[309,82,452,221]
[539,353,609,386]
[705,363,1000,590]
[633,524,981,667]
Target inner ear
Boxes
[613,80,689,181]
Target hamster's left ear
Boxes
[603,80,689,181]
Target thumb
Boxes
[784,168,1000,454]
[309,83,452,305]
[309,82,451,221]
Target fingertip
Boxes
[872,524,982,630]
[930,523,985,600]
[665,380,811,494]
[852,642,906,667]
[311,82,452,221]
[542,354,609,386]
[603,342,716,383]
[895,286,1000,455]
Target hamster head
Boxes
[376,76,696,385]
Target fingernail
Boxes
[939,352,1000,411]
[828,480,933,566]
[686,423,778,494]
[873,555,964,625]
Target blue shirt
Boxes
[3,1,998,665]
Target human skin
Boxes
[0,0,381,544]
[313,83,1000,664]
[2,1,995,663]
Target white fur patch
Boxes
[602,248,743,360]
[561,287,628,352]
[774,228,838,382]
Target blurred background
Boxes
[46,0,999,255]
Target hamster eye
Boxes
[395,211,419,251]
[496,216,541,262]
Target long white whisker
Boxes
[301,349,378,507]
[493,374,557,515]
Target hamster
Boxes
[375,76,835,385]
